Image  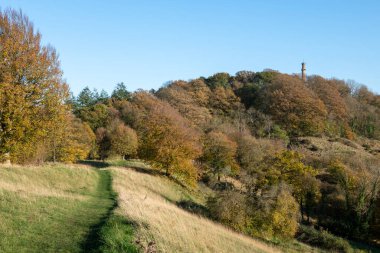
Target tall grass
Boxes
[111,166,279,253]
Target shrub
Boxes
[297,225,353,252]
[247,185,300,240]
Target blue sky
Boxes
[1,0,380,95]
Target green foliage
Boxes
[111,82,131,100]
[271,125,289,143]
[253,70,278,84]
[254,151,316,197]
[235,83,260,109]
[348,101,380,139]
[297,225,354,253]
[77,103,110,130]
[76,86,98,108]
[206,72,231,88]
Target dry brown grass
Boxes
[111,167,280,253]
[0,163,98,199]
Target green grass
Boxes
[98,215,139,253]
[0,164,138,253]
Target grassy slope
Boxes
[110,161,280,253]
[0,164,119,253]
[3,160,370,252]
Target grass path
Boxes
[81,168,117,252]
[0,164,119,253]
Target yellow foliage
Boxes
[271,190,299,239]
[134,92,201,186]
[55,115,95,163]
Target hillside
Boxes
[0,162,283,253]
[110,162,279,253]
[1,161,378,252]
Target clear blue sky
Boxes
[1,0,380,95]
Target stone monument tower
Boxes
[301,62,306,81]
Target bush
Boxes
[247,185,300,240]
[297,225,353,252]
[208,190,248,232]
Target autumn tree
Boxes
[347,86,380,139]
[201,131,239,181]
[327,160,380,238]
[251,150,318,220]
[108,120,137,159]
[0,9,69,163]
[133,92,202,186]
[308,76,350,137]
[208,85,242,116]
[156,79,213,127]
[54,114,95,163]
[308,76,348,121]
[96,119,138,160]
[248,184,300,240]
[157,78,241,127]
[207,190,248,231]
[208,183,300,240]
[258,74,327,136]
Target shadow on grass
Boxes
[113,159,189,189]
[176,200,210,218]
[128,165,166,177]
[78,160,110,169]
[141,179,211,219]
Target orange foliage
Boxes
[260,74,327,135]
[133,92,202,186]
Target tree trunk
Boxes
[53,139,56,163]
